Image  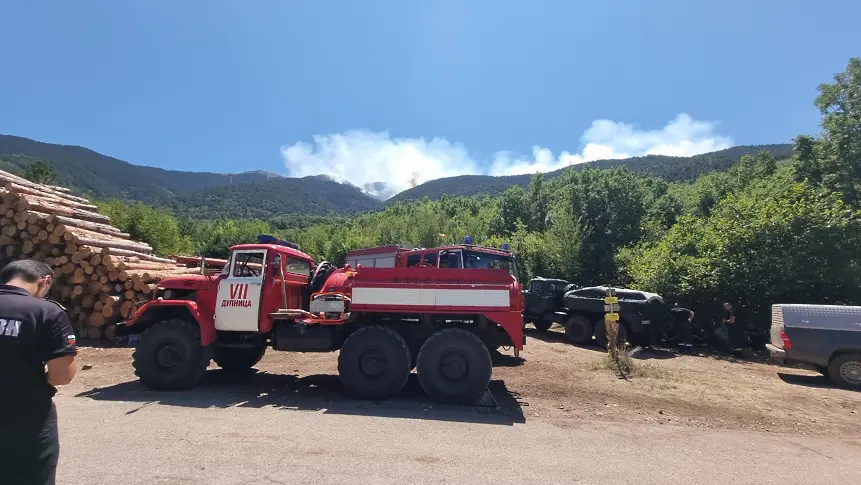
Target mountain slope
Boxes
[0,134,281,204]
[171,176,382,219]
[388,144,794,203]
[0,134,382,216]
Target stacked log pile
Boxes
[0,168,207,341]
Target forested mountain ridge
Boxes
[0,134,283,204]
[0,134,383,216]
[388,144,794,203]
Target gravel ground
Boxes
[52,327,861,484]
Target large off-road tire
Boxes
[338,326,412,400]
[214,346,266,372]
[564,314,593,344]
[828,353,861,389]
[416,329,493,405]
[593,318,628,349]
[532,320,552,332]
[132,319,209,390]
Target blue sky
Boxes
[1,1,859,196]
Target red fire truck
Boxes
[118,236,524,404]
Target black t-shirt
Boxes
[0,285,77,414]
[670,307,693,324]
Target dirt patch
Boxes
[66,328,861,437]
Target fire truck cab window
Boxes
[233,252,264,277]
[438,250,463,269]
[285,258,311,276]
[464,250,516,276]
[423,253,438,267]
[406,254,422,267]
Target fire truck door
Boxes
[214,249,267,332]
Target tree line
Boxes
[45,57,861,329]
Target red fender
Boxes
[122,300,215,346]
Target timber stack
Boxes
[0,168,206,341]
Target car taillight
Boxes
[781,330,792,350]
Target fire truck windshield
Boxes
[463,250,517,277]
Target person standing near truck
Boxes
[670,304,695,353]
[723,302,746,356]
[0,260,78,485]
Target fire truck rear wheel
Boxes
[338,326,412,400]
[133,319,208,391]
[416,329,492,405]
[214,346,267,372]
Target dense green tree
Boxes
[23,161,57,185]
[794,57,861,206]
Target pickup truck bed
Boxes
[769,303,861,389]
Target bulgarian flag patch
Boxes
[67,334,77,346]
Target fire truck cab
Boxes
[120,236,524,405]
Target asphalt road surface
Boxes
[56,389,860,485]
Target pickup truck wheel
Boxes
[214,346,266,372]
[417,329,492,405]
[533,320,552,332]
[594,318,628,349]
[564,315,593,344]
[133,319,209,390]
[338,326,411,400]
[828,353,861,389]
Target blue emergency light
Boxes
[502,243,511,251]
[258,234,299,250]
[464,235,472,245]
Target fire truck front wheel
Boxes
[337,326,412,400]
[133,319,208,390]
[416,329,492,405]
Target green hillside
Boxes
[389,144,794,203]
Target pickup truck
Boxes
[768,303,861,389]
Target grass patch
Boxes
[605,319,634,378]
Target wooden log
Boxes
[10,192,112,224]
[101,304,115,318]
[59,225,151,253]
[71,272,86,285]
[43,213,129,239]
[103,325,116,340]
[87,281,102,294]
[0,169,88,203]
[124,290,136,300]
[89,312,105,327]
[120,300,135,319]
[87,326,102,339]
[3,182,99,211]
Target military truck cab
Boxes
[522,277,575,332]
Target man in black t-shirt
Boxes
[723,302,747,356]
[0,260,78,485]
[670,305,695,353]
